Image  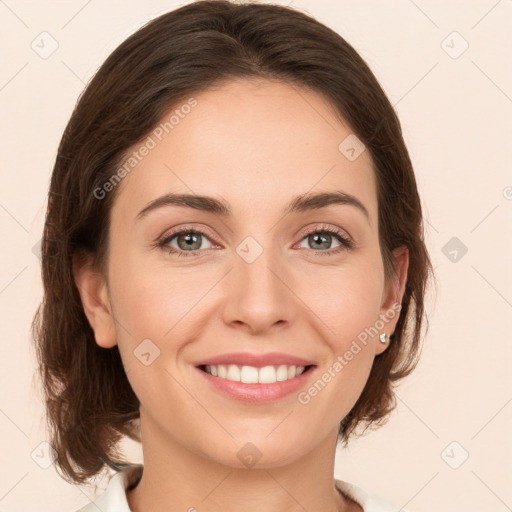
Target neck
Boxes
[126,412,358,512]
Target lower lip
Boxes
[195,366,316,404]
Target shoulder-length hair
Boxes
[32,0,434,484]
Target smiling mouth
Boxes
[197,364,316,384]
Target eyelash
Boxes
[155,223,354,259]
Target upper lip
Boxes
[194,352,316,368]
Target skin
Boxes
[74,78,408,512]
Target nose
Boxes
[221,247,297,336]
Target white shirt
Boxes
[75,464,409,512]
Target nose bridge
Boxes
[222,235,295,333]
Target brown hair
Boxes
[32,0,434,484]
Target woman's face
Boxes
[77,78,407,467]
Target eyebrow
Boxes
[136,190,370,223]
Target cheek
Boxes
[108,247,207,340]
[305,259,385,343]
[296,275,382,424]
[107,252,226,400]
[304,259,384,389]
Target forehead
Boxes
[112,78,377,227]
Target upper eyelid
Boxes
[160,224,219,244]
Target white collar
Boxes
[334,475,407,511]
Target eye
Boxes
[157,226,217,258]
[296,224,353,256]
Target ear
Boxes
[374,245,409,356]
[72,251,117,348]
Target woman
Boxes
[32,1,434,511]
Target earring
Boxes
[379,333,391,343]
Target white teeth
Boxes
[226,364,241,382]
[203,364,307,383]
[241,365,259,383]
[258,365,276,383]
[217,364,227,378]
[276,365,289,381]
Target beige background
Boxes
[1,1,511,511]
